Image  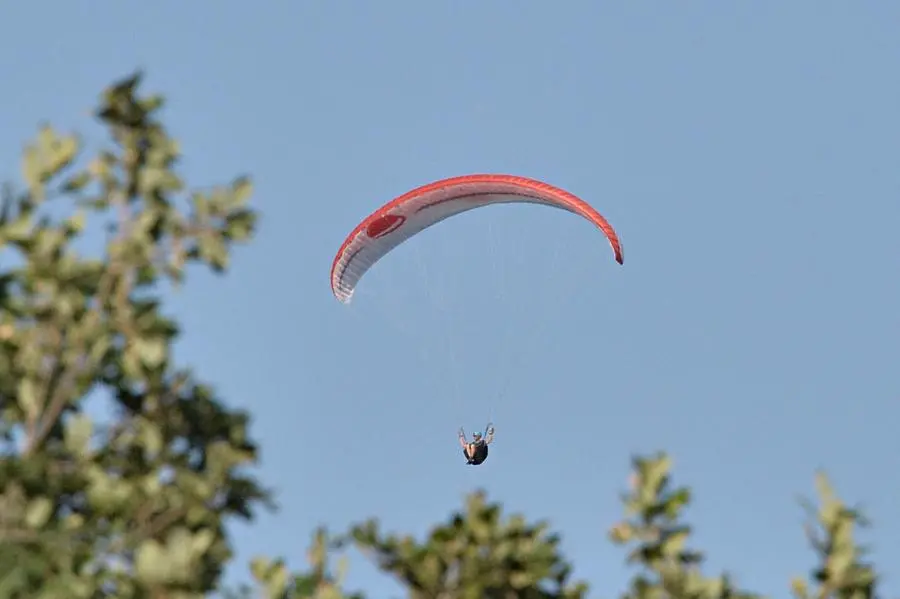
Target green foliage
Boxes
[241,529,363,599]
[606,454,881,599]
[0,71,264,598]
[608,454,761,599]
[791,473,878,599]
[347,491,588,598]
[1,72,889,599]
[235,453,884,599]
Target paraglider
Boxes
[330,173,623,304]
[331,174,624,467]
[459,424,495,465]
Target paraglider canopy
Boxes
[331,174,623,303]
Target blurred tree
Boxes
[0,73,886,599]
[0,72,265,598]
[606,453,879,599]
[345,490,589,599]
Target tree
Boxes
[235,454,882,599]
[0,74,887,599]
[0,72,264,598]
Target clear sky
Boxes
[2,2,898,597]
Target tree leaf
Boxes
[64,413,94,457]
[224,210,256,242]
[121,347,142,380]
[191,529,215,556]
[134,336,167,369]
[250,557,271,582]
[50,134,79,172]
[88,336,111,366]
[65,209,87,235]
[266,562,289,598]
[230,176,253,208]
[137,417,163,458]
[17,378,41,420]
[135,539,169,584]
[24,497,53,529]
[198,233,229,272]
[21,146,45,194]
[660,528,689,557]
[4,213,33,242]
[61,171,92,193]
[166,528,195,583]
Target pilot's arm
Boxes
[484,427,495,445]
[458,428,468,448]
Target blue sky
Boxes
[2,2,898,596]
